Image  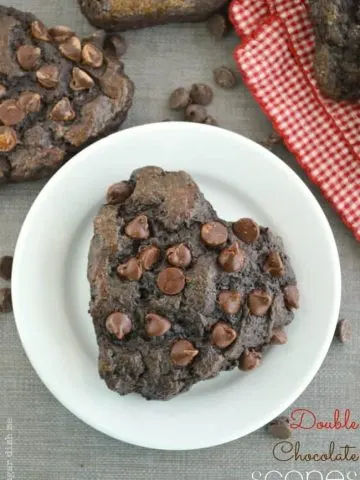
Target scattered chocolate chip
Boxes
[0,256,13,280]
[211,322,237,348]
[105,312,132,340]
[145,313,171,337]
[335,318,352,344]
[49,25,74,43]
[104,34,127,57]
[49,98,75,122]
[18,92,41,113]
[59,36,82,62]
[36,65,59,89]
[70,67,94,91]
[206,13,228,39]
[248,289,272,316]
[201,221,228,247]
[239,349,262,371]
[117,258,143,281]
[270,328,288,345]
[263,131,282,150]
[168,87,190,110]
[31,20,51,42]
[16,45,41,71]
[268,417,292,439]
[0,100,25,126]
[0,85,7,98]
[264,251,285,277]
[218,290,241,314]
[82,43,104,68]
[185,104,207,123]
[170,339,199,366]
[218,243,245,272]
[0,127,17,152]
[283,285,300,309]
[125,215,150,240]
[99,60,124,99]
[166,244,192,268]
[203,116,218,126]
[106,181,133,204]
[84,30,107,49]
[233,218,260,243]
[157,267,185,295]
[189,83,213,106]
[138,245,161,271]
[0,288,12,313]
[213,66,237,89]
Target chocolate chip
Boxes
[49,25,74,43]
[218,243,245,272]
[82,43,104,68]
[16,45,41,71]
[211,322,237,348]
[105,312,132,340]
[106,181,133,204]
[262,131,282,150]
[335,318,352,344]
[283,285,300,309]
[203,116,218,126]
[0,288,12,313]
[0,100,25,126]
[59,36,82,62]
[0,127,17,152]
[157,267,185,295]
[145,313,171,337]
[84,30,107,49]
[36,65,59,89]
[170,339,199,366]
[70,67,94,91]
[264,251,285,277]
[270,328,288,345]
[125,215,150,240]
[213,66,237,89]
[185,104,207,123]
[218,290,241,314]
[206,13,228,39]
[166,244,192,268]
[189,83,213,106]
[268,417,291,439]
[18,92,41,113]
[248,290,272,316]
[233,218,260,243]
[49,98,75,122]
[239,349,262,371]
[104,34,127,58]
[31,20,51,42]
[201,221,228,247]
[0,256,13,280]
[138,245,161,271]
[168,87,190,110]
[99,60,125,99]
[117,258,143,281]
[0,85,7,98]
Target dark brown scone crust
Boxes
[78,0,228,31]
[88,167,299,400]
[0,6,133,183]
[310,0,360,100]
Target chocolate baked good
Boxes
[0,6,133,183]
[309,0,360,100]
[88,167,299,400]
[78,0,228,31]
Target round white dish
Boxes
[12,122,341,450]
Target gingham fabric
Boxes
[230,0,360,241]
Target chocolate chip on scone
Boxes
[87,167,299,400]
[0,6,134,184]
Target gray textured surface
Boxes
[0,1,359,479]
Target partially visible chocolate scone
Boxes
[78,0,228,31]
[0,6,133,183]
[310,0,360,100]
[88,167,299,400]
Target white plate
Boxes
[12,123,341,450]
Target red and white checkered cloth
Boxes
[229,0,360,241]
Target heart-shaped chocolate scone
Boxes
[88,167,299,400]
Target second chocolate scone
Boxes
[88,167,300,400]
